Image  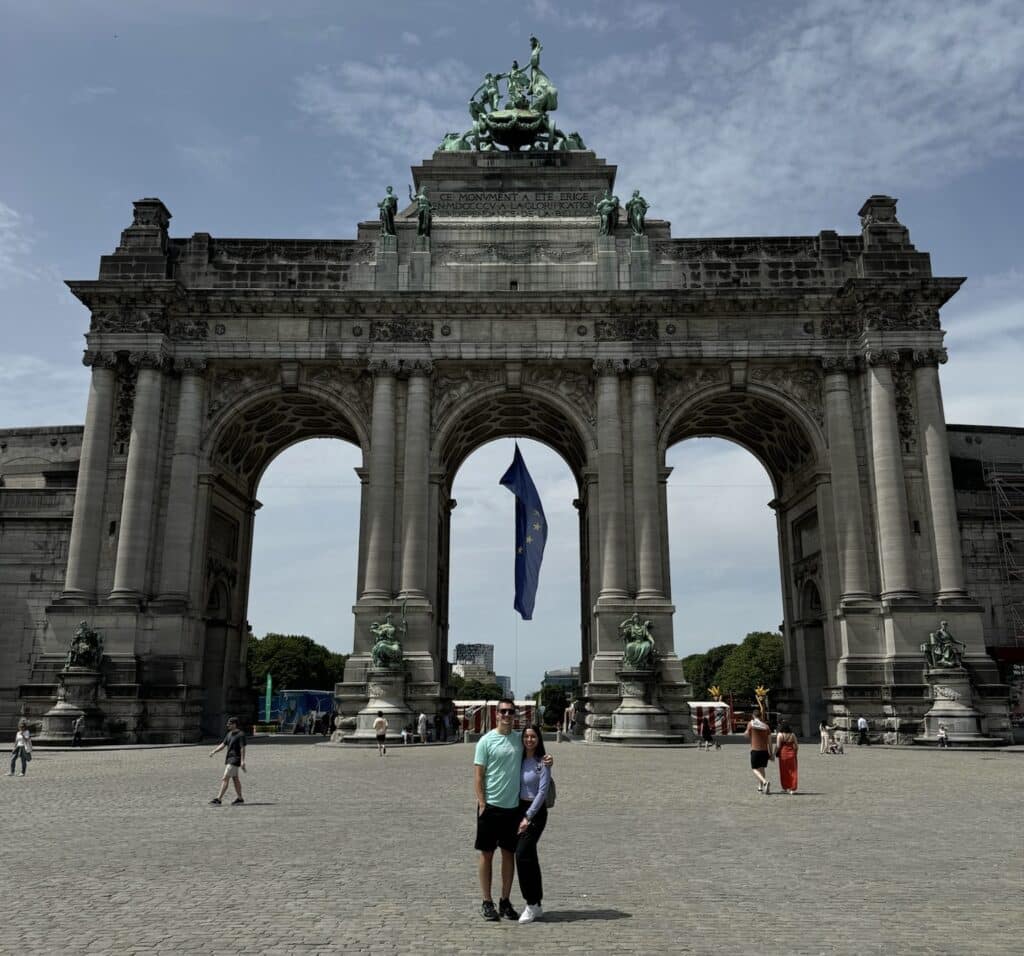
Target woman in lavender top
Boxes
[515,724,550,923]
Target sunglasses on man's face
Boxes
[498,709,516,716]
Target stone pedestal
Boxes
[914,667,1006,747]
[341,667,413,744]
[599,670,684,745]
[409,236,431,290]
[38,669,106,745]
[628,235,651,288]
[375,235,398,291]
[596,235,618,289]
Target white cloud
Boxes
[0,201,40,288]
[176,143,237,179]
[558,0,1024,235]
[70,85,116,104]
[0,355,88,426]
[401,31,421,46]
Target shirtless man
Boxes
[745,711,774,794]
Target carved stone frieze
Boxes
[171,318,209,339]
[305,366,373,422]
[750,366,824,427]
[90,307,169,335]
[655,238,818,262]
[657,366,729,421]
[432,367,503,429]
[369,318,434,343]
[595,316,658,341]
[821,313,863,339]
[210,239,374,264]
[206,366,276,419]
[206,554,238,588]
[820,356,859,373]
[523,366,596,425]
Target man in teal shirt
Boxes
[473,697,552,921]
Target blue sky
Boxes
[2,0,1023,695]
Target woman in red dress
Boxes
[775,722,799,794]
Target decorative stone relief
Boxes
[171,318,209,339]
[592,358,629,377]
[369,318,434,342]
[932,685,961,701]
[912,348,948,367]
[750,366,824,427]
[432,367,503,429]
[657,366,729,421]
[176,358,208,374]
[128,351,166,371]
[595,316,658,341]
[305,366,373,423]
[820,356,858,373]
[91,307,169,335]
[892,362,917,450]
[821,313,862,338]
[865,350,901,367]
[82,350,118,369]
[523,366,596,425]
[206,366,276,419]
[113,364,138,451]
[211,239,374,263]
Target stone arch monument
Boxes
[8,40,1010,743]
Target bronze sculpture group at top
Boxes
[438,37,587,153]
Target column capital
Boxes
[128,350,168,371]
[820,356,858,374]
[405,359,434,378]
[629,358,659,376]
[865,349,901,368]
[593,358,628,377]
[82,350,119,369]
[912,348,948,368]
[368,358,399,376]
[175,357,208,375]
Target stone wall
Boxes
[0,426,82,728]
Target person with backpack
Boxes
[515,723,551,923]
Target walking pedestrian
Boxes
[373,710,388,756]
[417,711,428,744]
[775,722,799,794]
[699,716,715,751]
[819,719,831,755]
[745,710,774,794]
[936,723,950,748]
[515,724,551,923]
[72,714,85,748]
[8,719,32,776]
[857,715,870,746]
[209,716,246,805]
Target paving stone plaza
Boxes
[3,738,1018,955]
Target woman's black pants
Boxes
[9,747,27,774]
[516,800,548,906]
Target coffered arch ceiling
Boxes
[211,392,361,490]
[664,392,816,485]
[438,392,588,483]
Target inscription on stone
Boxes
[435,190,594,217]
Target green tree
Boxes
[247,633,348,690]
[715,631,784,699]
[449,673,504,699]
[682,642,738,697]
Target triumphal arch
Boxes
[14,40,1010,742]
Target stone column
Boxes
[822,358,871,601]
[595,360,628,599]
[866,351,917,600]
[913,349,968,601]
[62,351,118,601]
[156,361,207,601]
[630,361,664,599]
[399,363,432,599]
[362,360,397,600]
[110,352,166,602]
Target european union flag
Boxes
[499,443,547,620]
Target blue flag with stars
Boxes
[499,443,547,620]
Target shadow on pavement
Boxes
[544,909,631,923]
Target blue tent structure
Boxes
[269,689,334,733]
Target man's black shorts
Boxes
[750,749,770,770]
[475,804,520,853]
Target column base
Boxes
[880,590,920,604]
[839,592,874,606]
[596,589,630,603]
[107,589,144,606]
[55,590,95,605]
[358,590,394,603]
[935,590,974,605]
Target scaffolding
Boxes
[985,462,1024,646]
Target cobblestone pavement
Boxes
[1,738,1018,955]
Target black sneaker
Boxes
[498,899,519,921]
[209,798,221,805]
[481,901,499,922]
[231,797,244,805]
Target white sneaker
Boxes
[532,905,543,920]
[518,905,541,923]
[764,781,771,795]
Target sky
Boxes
[2,0,1023,696]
